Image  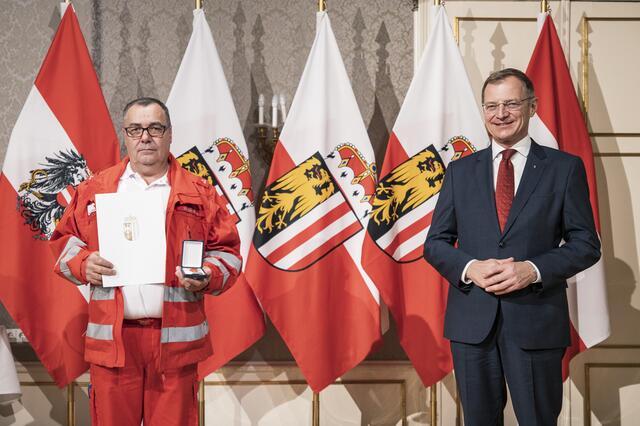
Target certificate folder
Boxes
[95,191,166,287]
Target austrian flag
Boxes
[0,4,119,387]
[526,13,610,376]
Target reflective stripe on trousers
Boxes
[161,321,208,343]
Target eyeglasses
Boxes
[123,124,169,138]
[482,97,535,114]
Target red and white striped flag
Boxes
[245,11,381,392]
[0,4,119,387]
[362,5,489,386]
[166,8,265,378]
[527,13,610,377]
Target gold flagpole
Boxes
[540,0,549,13]
[430,3,441,425]
[64,3,73,424]
[312,391,320,426]
[581,17,589,116]
[198,381,205,425]
[193,0,204,412]
[430,384,437,426]
[67,384,75,426]
[313,2,324,423]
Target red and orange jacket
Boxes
[50,155,241,370]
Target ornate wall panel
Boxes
[566,5,640,424]
[584,363,640,426]
[0,0,414,183]
[442,1,560,104]
[204,382,313,425]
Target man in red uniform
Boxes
[50,97,242,425]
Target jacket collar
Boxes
[93,154,189,193]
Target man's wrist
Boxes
[461,260,477,284]
[524,260,541,284]
[529,264,537,284]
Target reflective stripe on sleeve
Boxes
[204,250,241,273]
[164,287,203,303]
[86,323,113,341]
[91,287,115,301]
[205,258,230,290]
[57,236,87,286]
[161,321,209,343]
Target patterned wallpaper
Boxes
[0,0,414,359]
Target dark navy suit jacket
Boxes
[424,141,600,349]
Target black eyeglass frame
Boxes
[123,124,170,138]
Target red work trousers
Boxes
[89,320,198,426]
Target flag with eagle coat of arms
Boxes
[0,4,120,387]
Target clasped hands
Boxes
[465,257,537,295]
[84,251,211,292]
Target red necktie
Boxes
[496,148,516,232]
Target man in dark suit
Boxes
[424,68,600,425]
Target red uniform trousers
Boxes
[89,320,198,426]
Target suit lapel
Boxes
[475,148,501,236]
[501,140,547,236]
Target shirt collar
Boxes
[491,135,532,161]
[121,162,169,187]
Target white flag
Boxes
[246,11,381,392]
[363,5,489,386]
[166,8,264,377]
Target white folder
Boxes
[95,191,166,287]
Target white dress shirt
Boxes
[117,163,170,319]
[491,136,531,192]
[460,137,541,285]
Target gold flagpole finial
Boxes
[196,0,203,9]
[540,0,550,13]
[434,0,443,6]
[319,0,326,12]
[65,0,70,3]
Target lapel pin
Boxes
[533,164,537,169]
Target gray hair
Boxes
[123,97,172,127]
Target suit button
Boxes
[498,242,505,248]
